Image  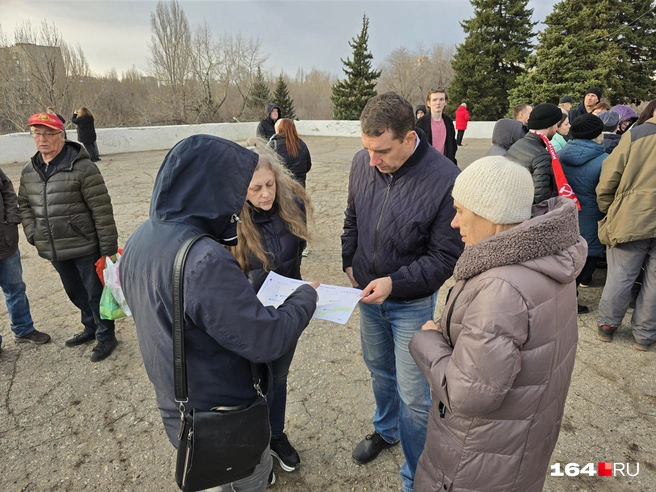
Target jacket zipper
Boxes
[372,177,394,276]
[33,156,77,262]
[438,280,468,419]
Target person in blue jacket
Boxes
[120,135,318,491]
[559,114,607,311]
[342,93,463,492]
[227,142,312,474]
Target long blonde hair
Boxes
[228,140,313,273]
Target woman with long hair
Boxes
[227,141,312,474]
[550,109,570,152]
[71,106,100,162]
[269,118,312,189]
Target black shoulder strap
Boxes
[173,234,213,402]
[172,234,264,403]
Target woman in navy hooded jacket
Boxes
[227,143,312,474]
[120,135,318,490]
[559,113,607,291]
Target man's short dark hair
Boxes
[360,92,414,142]
[513,104,531,120]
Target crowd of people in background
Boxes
[1,87,654,492]
[456,87,655,356]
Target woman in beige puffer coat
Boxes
[410,156,586,492]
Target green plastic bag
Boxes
[99,285,127,320]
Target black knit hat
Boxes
[527,103,562,130]
[570,114,604,140]
[586,87,602,100]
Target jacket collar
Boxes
[31,141,87,172]
[389,127,429,179]
[250,202,278,223]
[453,197,580,281]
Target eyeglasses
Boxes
[31,131,63,139]
[430,87,446,92]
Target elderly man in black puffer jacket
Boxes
[19,112,119,362]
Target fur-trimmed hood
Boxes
[454,196,585,283]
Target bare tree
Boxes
[0,20,91,132]
[148,0,191,123]
[377,42,456,107]
[288,68,336,120]
[226,34,268,118]
[187,23,230,123]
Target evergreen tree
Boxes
[604,0,656,104]
[273,73,296,120]
[247,66,271,112]
[448,0,536,121]
[510,0,656,107]
[331,14,382,120]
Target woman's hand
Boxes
[422,320,442,332]
[308,281,320,301]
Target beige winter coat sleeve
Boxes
[410,277,529,417]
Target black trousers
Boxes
[457,130,465,146]
[577,255,600,286]
[82,141,100,161]
[51,253,115,342]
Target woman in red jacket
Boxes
[455,103,470,147]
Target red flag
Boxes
[531,131,581,210]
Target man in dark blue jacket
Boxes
[342,93,463,492]
[120,135,318,490]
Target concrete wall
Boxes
[0,120,495,165]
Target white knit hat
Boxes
[452,156,534,224]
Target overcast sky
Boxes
[1,0,560,78]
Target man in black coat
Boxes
[342,92,463,492]
[415,88,458,165]
[256,103,280,140]
[0,166,51,351]
[569,87,602,122]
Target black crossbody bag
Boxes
[172,235,271,492]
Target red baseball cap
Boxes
[27,112,65,132]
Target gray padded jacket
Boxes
[18,142,118,261]
[409,198,586,492]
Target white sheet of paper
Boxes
[256,271,362,325]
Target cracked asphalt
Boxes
[0,136,654,491]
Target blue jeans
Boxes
[51,253,115,342]
[0,249,35,346]
[359,293,436,492]
[270,343,297,438]
[203,445,272,492]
